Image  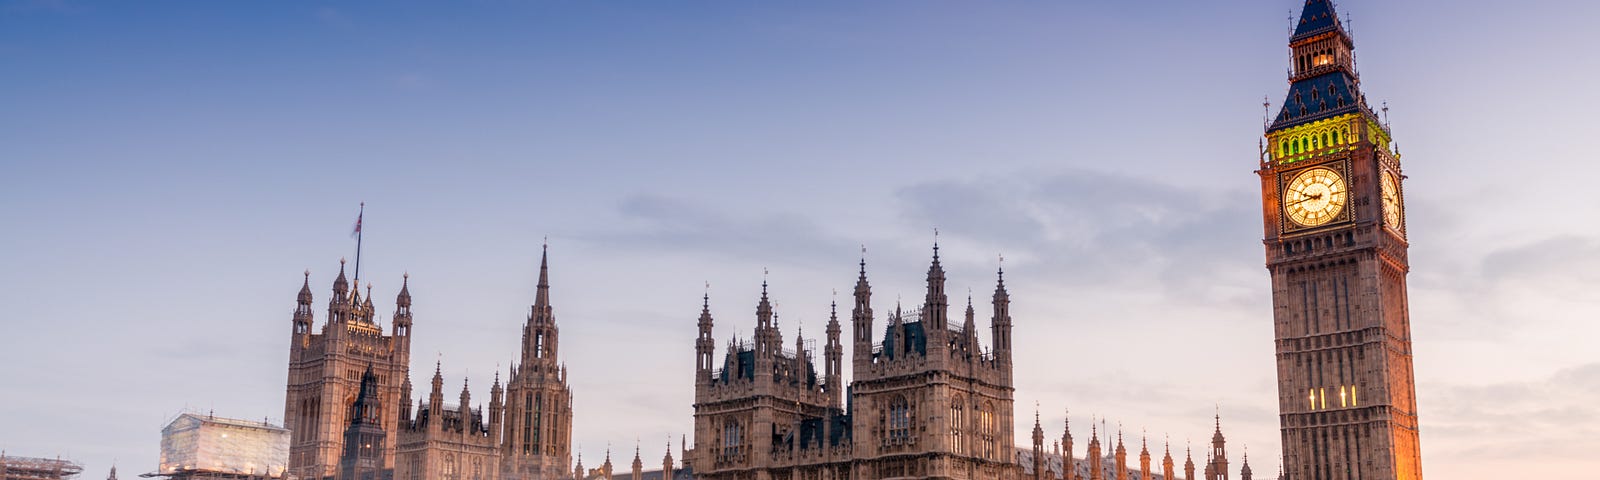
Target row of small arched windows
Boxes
[1280,126,1354,159]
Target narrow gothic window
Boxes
[889,396,911,443]
[950,397,965,455]
[523,393,533,454]
[722,419,743,457]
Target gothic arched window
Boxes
[889,395,911,443]
[950,396,965,455]
[722,419,743,457]
[979,401,996,460]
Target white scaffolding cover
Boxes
[160,413,289,477]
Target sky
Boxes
[2,0,1598,478]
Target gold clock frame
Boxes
[1380,168,1405,236]
[1279,159,1353,235]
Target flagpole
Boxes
[354,202,364,286]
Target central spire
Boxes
[534,239,551,312]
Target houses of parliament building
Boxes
[279,1,1423,479]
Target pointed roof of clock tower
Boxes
[1292,0,1346,42]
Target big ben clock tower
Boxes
[1259,1,1423,479]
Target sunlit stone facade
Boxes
[689,247,1021,480]
[285,246,574,480]
[1259,1,1425,479]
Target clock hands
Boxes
[1288,192,1325,207]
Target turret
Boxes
[888,302,904,358]
[1240,448,1253,480]
[392,273,413,349]
[458,378,472,431]
[1114,429,1126,480]
[681,434,689,471]
[1062,412,1075,480]
[1031,410,1044,480]
[1087,421,1102,480]
[1211,414,1229,480]
[754,278,779,358]
[962,294,978,358]
[428,362,444,431]
[662,439,675,480]
[293,270,314,343]
[1162,439,1175,480]
[696,292,715,385]
[399,374,414,423]
[1185,444,1196,480]
[923,240,949,352]
[851,255,873,370]
[991,263,1013,365]
[824,299,843,408]
[523,243,560,363]
[574,453,584,480]
[489,372,503,445]
[360,285,375,324]
[333,259,350,300]
[1139,435,1151,480]
[631,442,642,480]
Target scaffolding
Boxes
[0,453,84,480]
[145,413,289,480]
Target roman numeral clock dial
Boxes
[1283,166,1347,228]
[1382,169,1404,234]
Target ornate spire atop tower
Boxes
[534,239,551,310]
[1163,435,1176,480]
[299,270,313,305]
[631,440,643,479]
[1032,404,1045,480]
[1241,446,1253,480]
[990,255,1013,362]
[333,258,349,297]
[851,246,875,369]
[757,273,773,328]
[1185,441,1196,480]
[396,272,411,308]
[1062,408,1076,480]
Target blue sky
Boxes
[2,1,1598,479]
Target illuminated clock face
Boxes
[1381,170,1403,229]
[1284,167,1347,227]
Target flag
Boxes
[351,203,364,238]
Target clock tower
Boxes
[1258,1,1423,479]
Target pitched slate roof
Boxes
[1271,71,1363,131]
[881,321,927,359]
[1292,0,1344,42]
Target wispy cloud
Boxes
[1425,363,1600,461]
[892,169,1264,308]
